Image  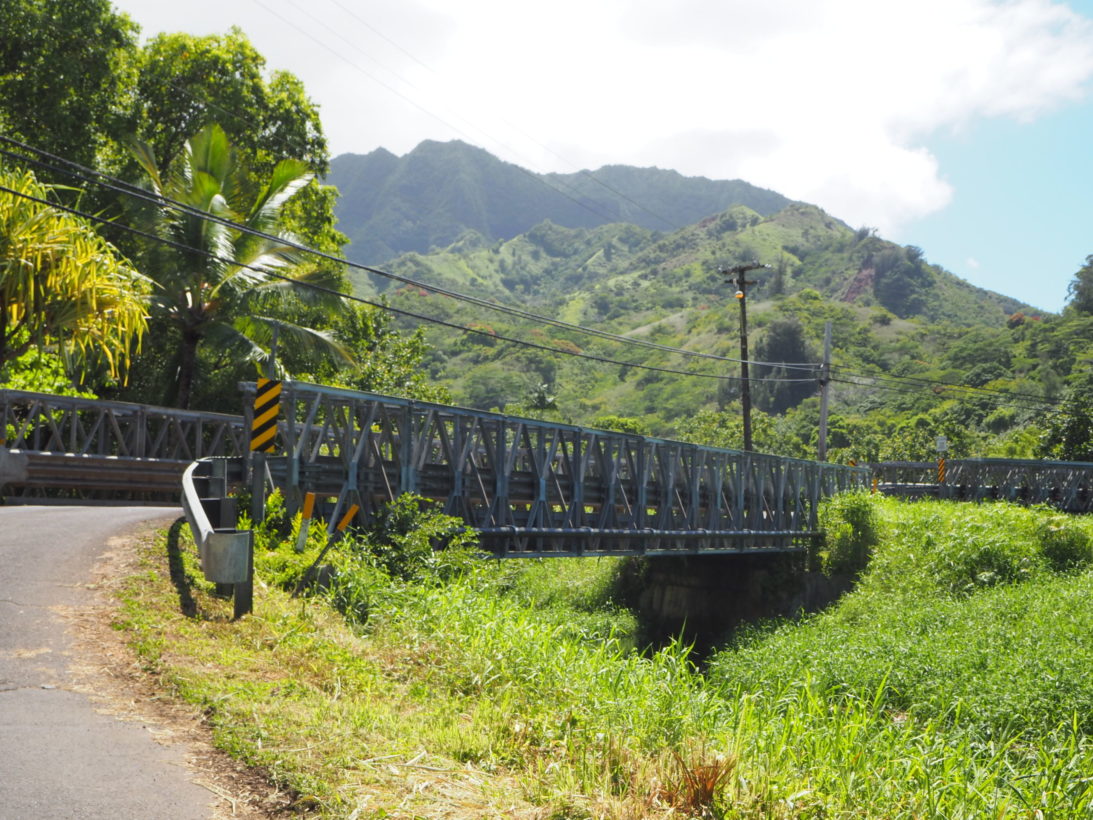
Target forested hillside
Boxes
[363,201,1093,465]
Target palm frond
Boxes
[233,314,355,368]
[247,158,312,231]
[187,124,235,186]
[248,266,347,310]
[127,137,164,196]
[203,320,267,363]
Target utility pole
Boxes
[720,262,769,452]
[817,320,833,461]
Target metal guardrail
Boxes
[180,458,251,584]
[872,458,1093,513]
[245,381,869,557]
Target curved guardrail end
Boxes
[182,459,252,585]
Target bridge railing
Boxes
[0,388,247,498]
[1,388,248,459]
[245,381,869,556]
[872,458,1093,513]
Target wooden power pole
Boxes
[720,262,769,452]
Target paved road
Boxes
[0,505,214,819]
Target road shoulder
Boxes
[62,520,295,819]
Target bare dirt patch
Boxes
[58,520,298,819]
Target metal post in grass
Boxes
[936,436,948,500]
[295,492,317,552]
[293,504,360,598]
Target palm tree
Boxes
[130,123,348,408]
[0,166,148,381]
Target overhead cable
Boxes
[0,135,818,371]
[0,180,818,385]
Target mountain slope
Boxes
[361,201,1042,441]
[328,140,792,263]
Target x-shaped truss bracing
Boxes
[253,382,868,557]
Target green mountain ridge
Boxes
[350,199,1060,459]
[329,139,792,263]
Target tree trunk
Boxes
[175,329,200,410]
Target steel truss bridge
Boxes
[244,382,867,557]
[5,387,1092,528]
[2,384,866,557]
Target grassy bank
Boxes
[117,496,1093,818]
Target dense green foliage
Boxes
[126,123,347,408]
[0,166,148,380]
[0,0,136,170]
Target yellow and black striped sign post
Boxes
[238,378,282,618]
[251,378,282,454]
[293,504,360,598]
[937,456,947,485]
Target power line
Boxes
[829,375,1064,416]
[0,135,819,371]
[832,366,1059,410]
[0,179,818,386]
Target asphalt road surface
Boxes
[0,505,215,819]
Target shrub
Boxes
[1038,515,1093,572]
[818,491,879,576]
[361,493,482,583]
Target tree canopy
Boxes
[1067,255,1093,316]
[0,166,148,380]
[0,0,137,170]
[129,123,347,408]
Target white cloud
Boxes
[113,0,1093,233]
[967,257,982,268]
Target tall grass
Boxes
[121,495,1093,817]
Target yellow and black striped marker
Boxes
[937,457,947,484]
[251,378,282,453]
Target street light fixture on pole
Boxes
[719,262,770,452]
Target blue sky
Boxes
[901,100,1092,312]
[112,0,1093,313]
